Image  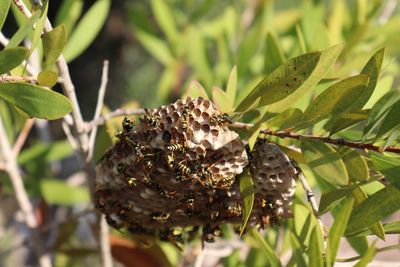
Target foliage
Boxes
[1,0,400,267]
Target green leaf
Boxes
[183,80,208,99]
[374,99,400,141]
[268,44,342,112]
[42,24,67,68]
[28,1,48,61]
[55,0,83,34]
[18,140,73,165]
[0,47,28,74]
[339,148,369,182]
[212,86,232,113]
[150,0,178,44]
[298,75,369,128]
[0,0,11,30]
[235,51,321,112]
[225,65,237,105]
[327,196,354,265]
[289,233,307,267]
[0,82,72,120]
[319,185,358,215]
[134,28,173,65]
[301,138,349,186]
[239,170,254,236]
[307,226,324,267]
[327,110,368,136]
[6,11,41,49]
[350,48,385,110]
[370,151,400,189]
[63,0,110,62]
[363,91,400,140]
[250,229,282,267]
[354,242,376,267]
[37,70,58,87]
[346,185,400,235]
[350,221,400,236]
[267,108,303,130]
[264,32,285,74]
[40,179,90,205]
[347,236,369,255]
[352,186,386,240]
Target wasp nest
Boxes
[95,97,297,243]
[249,140,297,226]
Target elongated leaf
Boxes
[363,91,400,140]
[63,0,110,62]
[235,52,320,112]
[354,242,376,267]
[374,99,400,141]
[351,221,400,236]
[183,80,208,99]
[298,75,369,128]
[6,11,41,48]
[346,185,400,235]
[212,86,232,113]
[42,24,67,67]
[0,82,72,120]
[239,170,254,236]
[250,230,282,267]
[0,0,11,30]
[289,233,307,267]
[264,32,285,74]
[267,108,303,130]
[135,28,173,65]
[308,226,324,267]
[347,236,369,255]
[370,151,400,189]
[268,44,342,112]
[350,48,385,110]
[327,110,368,136]
[301,139,349,186]
[18,140,73,165]
[28,1,48,60]
[0,47,28,74]
[151,0,177,44]
[327,197,354,264]
[55,0,83,34]
[339,148,369,182]
[319,185,358,215]
[352,186,386,240]
[226,65,237,105]
[40,179,89,205]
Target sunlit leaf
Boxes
[42,24,67,67]
[327,196,354,265]
[339,148,369,182]
[239,170,254,236]
[64,0,110,62]
[0,82,72,120]
[298,75,369,128]
[28,2,48,61]
[289,232,307,267]
[55,0,83,34]
[370,151,400,189]
[40,179,89,205]
[374,99,400,141]
[0,0,11,30]
[327,110,368,136]
[347,236,369,255]
[151,0,178,44]
[6,11,41,48]
[267,108,303,130]
[319,185,358,215]
[226,65,237,105]
[301,138,349,186]
[264,32,285,74]
[307,226,324,267]
[363,91,400,140]
[346,185,400,235]
[268,44,342,112]
[354,242,376,267]
[0,47,28,74]
[37,70,58,87]
[212,86,232,113]
[184,80,208,99]
[250,229,282,267]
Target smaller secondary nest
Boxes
[95,97,297,244]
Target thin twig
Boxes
[88,60,109,161]
[0,75,37,83]
[0,116,52,267]
[99,215,113,267]
[12,118,35,157]
[260,129,400,154]
[336,244,400,262]
[298,173,327,243]
[85,108,145,132]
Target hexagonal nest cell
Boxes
[95,97,297,244]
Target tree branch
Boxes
[0,116,52,267]
[85,108,145,132]
[12,118,35,157]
